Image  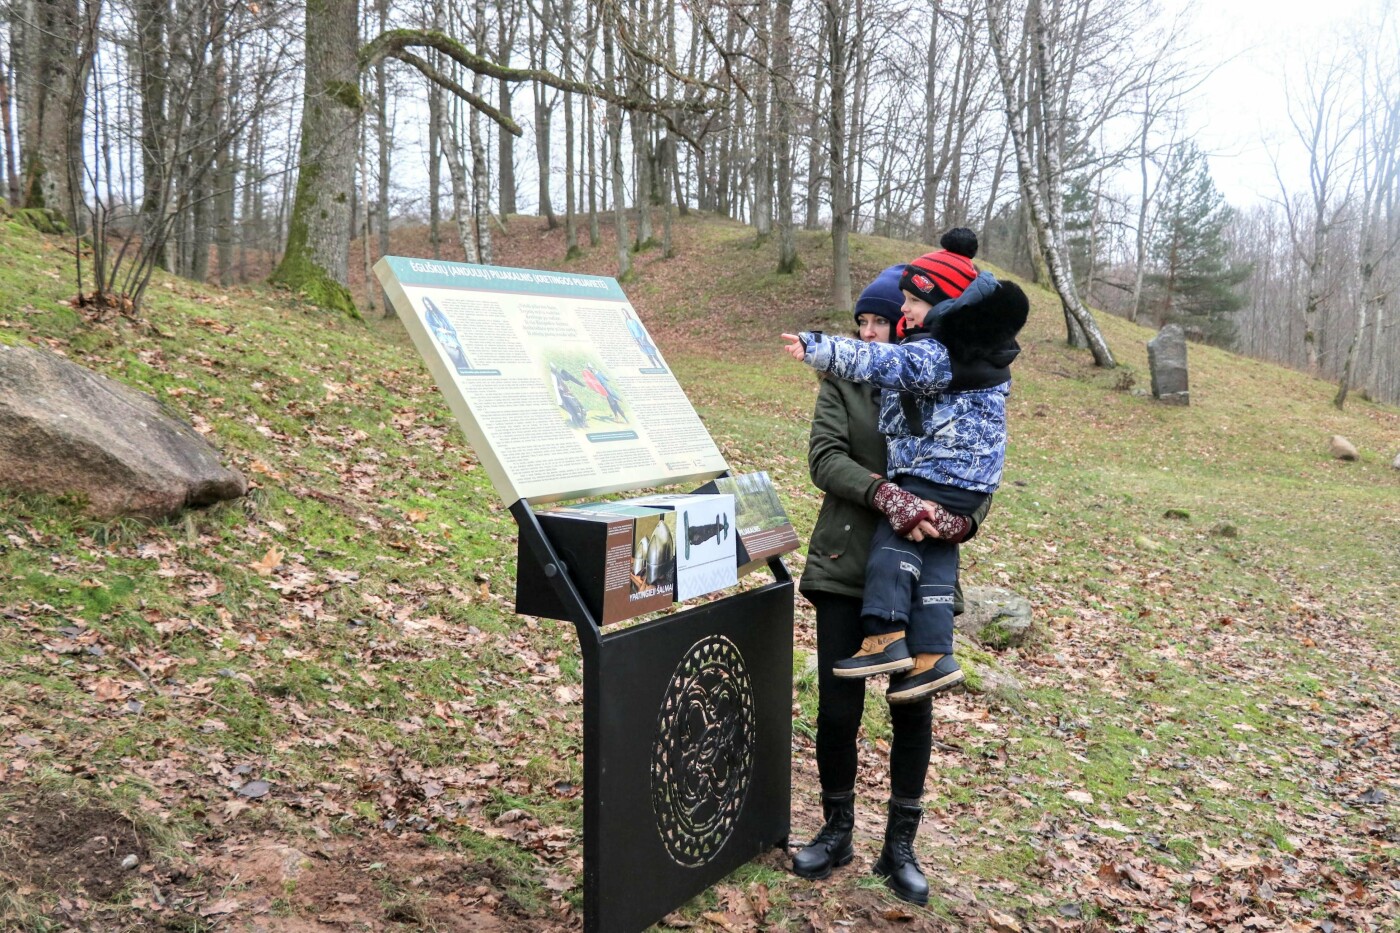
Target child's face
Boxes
[901,290,934,328]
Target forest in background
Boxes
[4,0,1398,404]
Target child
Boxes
[782,231,1028,703]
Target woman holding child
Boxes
[789,230,1027,905]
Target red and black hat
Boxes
[898,250,977,305]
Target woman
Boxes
[792,263,992,905]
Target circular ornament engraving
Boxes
[651,634,756,867]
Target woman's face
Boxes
[856,313,892,344]
[900,290,934,328]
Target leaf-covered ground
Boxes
[0,211,1397,932]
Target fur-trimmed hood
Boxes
[924,271,1030,360]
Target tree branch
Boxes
[359,28,714,122]
[389,48,522,136]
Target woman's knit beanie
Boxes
[854,264,907,326]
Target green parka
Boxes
[799,373,991,608]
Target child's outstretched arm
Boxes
[783,331,952,395]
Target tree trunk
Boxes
[269,0,360,314]
[16,0,88,226]
[532,0,556,228]
[586,80,600,245]
[633,111,654,248]
[0,66,17,204]
[1302,223,1325,370]
[986,0,1113,366]
[804,56,826,230]
[470,0,492,263]
[602,21,631,279]
[1130,125,1154,323]
[238,110,258,282]
[375,0,393,314]
[134,0,167,255]
[213,0,234,287]
[659,133,674,257]
[920,0,941,243]
[496,1,517,219]
[359,117,374,310]
[563,88,579,257]
[824,0,851,313]
[773,0,798,273]
[428,83,443,257]
[629,0,654,254]
[442,99,479,263]
[752,0,773,242]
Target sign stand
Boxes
[511,498,794,933]
[371,256,795,931]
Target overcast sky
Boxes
[1184,0,1384,206]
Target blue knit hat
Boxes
[854,264,905,326]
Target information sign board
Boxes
[374,257,729,504]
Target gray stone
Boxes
[1147,324,1189,405]
[972,667,1024,700]
[0,344,247,519]
[957,585,1033,649]
[1330,435,1359,461]
[1392,452,1400,471]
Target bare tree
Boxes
[772,0,799,272]
[822,0,856,313]
[985,0,1115,366]
[495,0,521,220]
[1276,56,1357,372]
[14,0,92,227]
[1335,16,1400,407]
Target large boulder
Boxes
[957,585,1033,649]
[0,344,247,519]
[1147,324,1189,405]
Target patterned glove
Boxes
[872,482,932,536]
[922,499,972,543]
[872,482,973,541]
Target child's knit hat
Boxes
[898,228,979,305]
[899,249,978,305]
[854,264,906,326]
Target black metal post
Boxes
[510,497,793,933]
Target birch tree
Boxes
[985,0,1115,366]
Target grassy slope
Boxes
[0,212,1396,932]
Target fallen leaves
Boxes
[987,908,1023,932]
[197,898,240,917]
[248,545,284,575]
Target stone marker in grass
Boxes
[1147,324,1190,406]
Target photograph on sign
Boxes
[625,493,738,601]
[374,257,728,504]
[705,472,800,564]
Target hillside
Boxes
[1,211,1397,932]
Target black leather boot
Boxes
[791,791,855,880]
[873,799,929,905]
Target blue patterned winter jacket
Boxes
[798,272,1029,494]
